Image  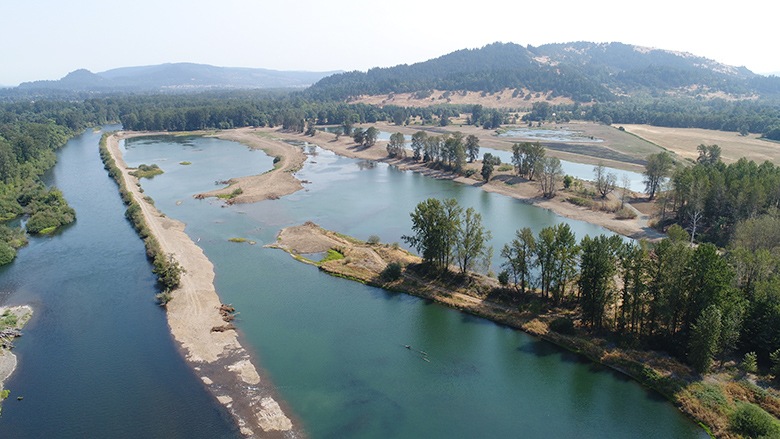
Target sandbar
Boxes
[106,132,302,438]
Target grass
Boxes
[179,161,192,165]
[0,310,18,328]
[37,226,58,235]
[228,237,248,243]
[319,248,345,264]
[217,187,244,200]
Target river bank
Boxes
[270,222,779,439]
[0,305,33,412]
[105,132,301,438]
[226,127,662,241]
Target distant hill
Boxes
[307,42,780,103]
[17,63,341,92]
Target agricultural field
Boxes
[621,124,780,164]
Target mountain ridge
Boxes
[306,41,778,102]
[17,63,342,92]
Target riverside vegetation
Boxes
[98,133,183,304]
[275,196,780,438]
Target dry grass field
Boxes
[621,124,780,164]
[350,88,574,109]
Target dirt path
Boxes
[107,132,302,438]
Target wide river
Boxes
[0,128,706,438]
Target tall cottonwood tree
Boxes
[501,227,537,294]
[538,157,563,198]
[579,234,622,330]
[456,208,492,274]
[466,135,480,163]
[643,152,674,200]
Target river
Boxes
[0,129,706,438]
[0,128,238,438]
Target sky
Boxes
[1,0,776,86]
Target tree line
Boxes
[643,148,780,246]
[403,197,780,374]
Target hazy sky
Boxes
[1,0,776,86]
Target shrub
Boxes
[743,352,759,374]
[497,164,514,172]
[497,269,510,286]
[130,163,163,179]
[367,235,381,245]
[729,402,780,438]
[381,261,403,281]
[0,242,16,266]
[772,349,780,378]
[153,253,184,290]
[549,317,575,335]
[615,207,638,220]
[563,175,573,189]
[155,290,173,306]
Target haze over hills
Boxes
[307,42,780,102]
[16,63,341,92]
[8,42,780,102]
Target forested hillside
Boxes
[307,42,780,102]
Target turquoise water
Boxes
[121,135,706,438]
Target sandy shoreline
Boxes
[0,305,33,410]
[248,127,662,240]
[107,132,301,438]
[197,128,308,203]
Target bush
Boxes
[563,175,573,189]
[381,261,403,282]
[743,352,759,374]
[549,317,575,335]
[729,402,780,438]
[0,242,16,266]
[367,235,381,245]
[615,206,638,219]
[497,164,514,172]
[498,269,510,286]
[130,163,163,179]
[772,349,780,378]
[155,290,173,306]
[153,253,184,290]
